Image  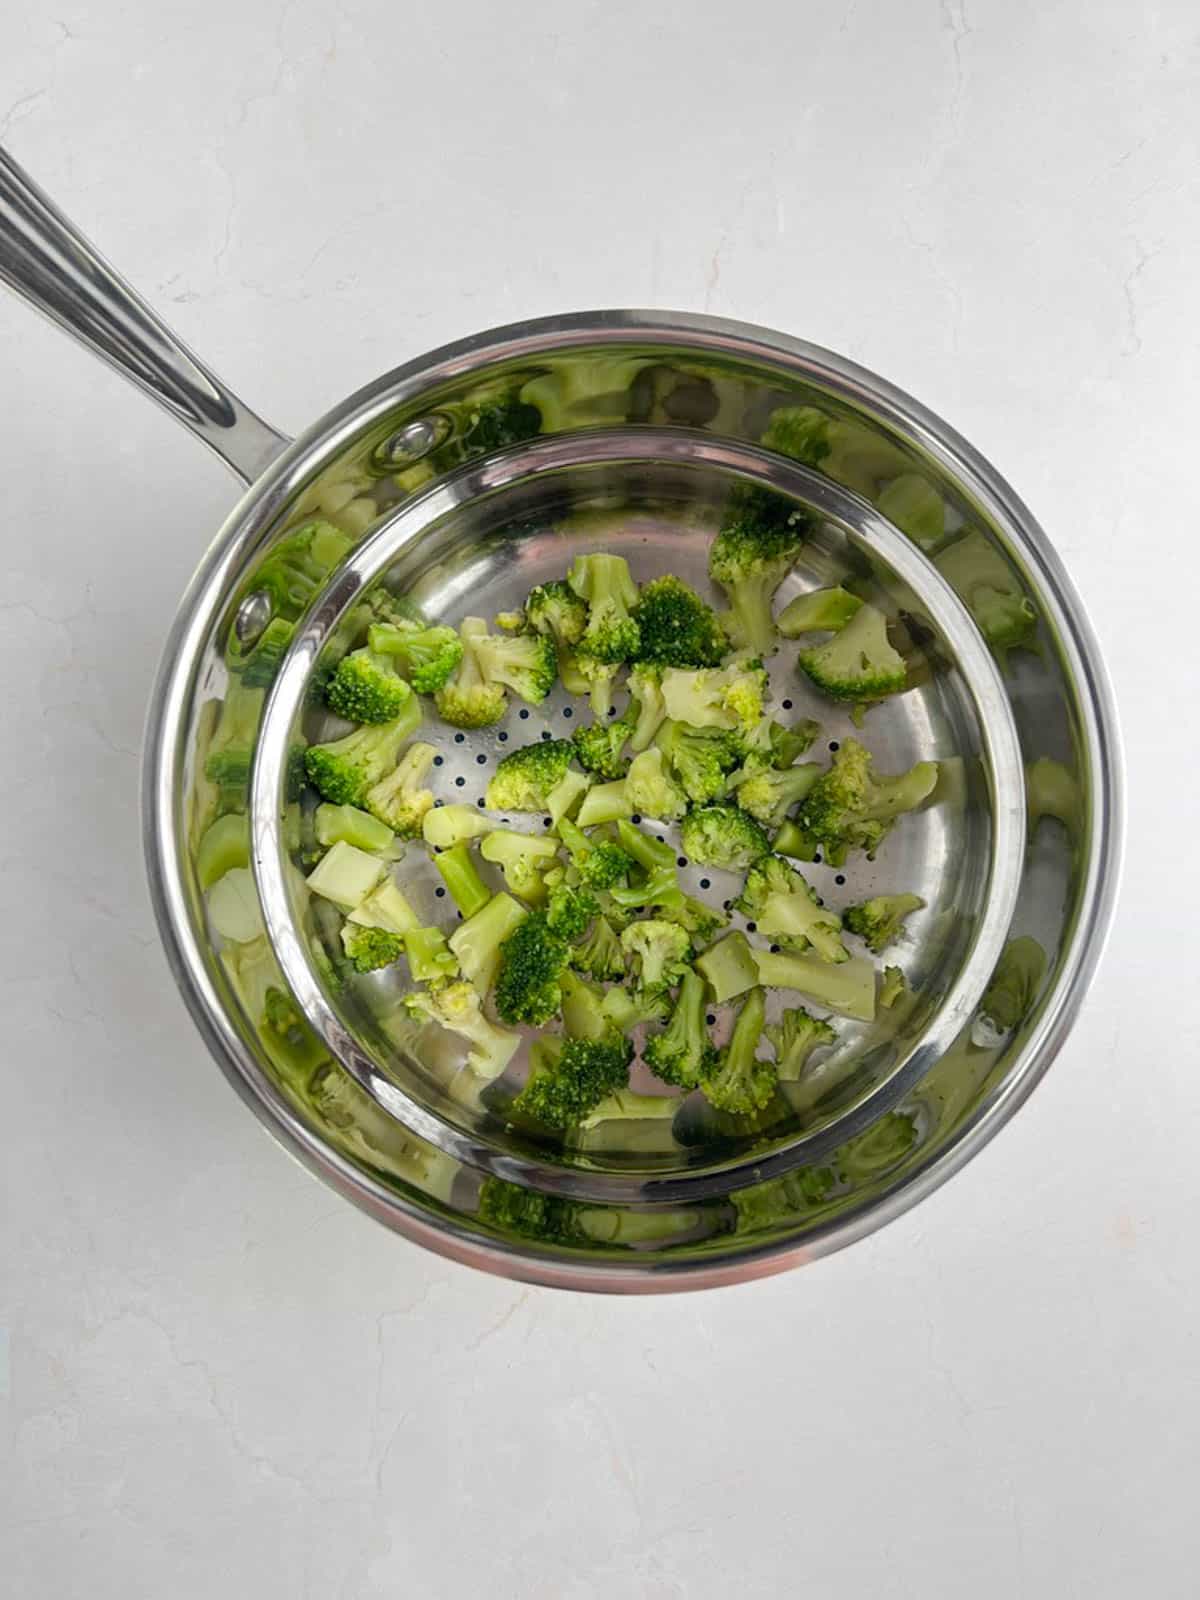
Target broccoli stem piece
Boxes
[403,979,519,1080]
[546,767,591,826]
[701,987,775,1114]
[346,878,419,934]
[772,819,813,861]
[315,802,396,855]
[879,966,907,1008]
[842,892,925,953]
[614,819,676,872]
[608,862,683,915]
[305,840,387,909]
[626,667,668,752]
[448,891,525,996]
[479,828,560,905]
[422,804,492,850]
[567,552,641,663]
[576,779,634,829]
[434,842,492,917]
[643,971,717,1089]
[777,586,863,636]
[751,948,877,1021]
[696,931,760,1003]
[404,925,459,983]
[765,1007,836,1080]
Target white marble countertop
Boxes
[2,2,1195,1595]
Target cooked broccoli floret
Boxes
[366,620,464,693]
[403,925,459,983]
[572,717,631,779]
[479,828,560,904]
[325,648,414,725]
[625,747,689,822]
[761,404,833,466]
[695,931,760,1002]
[879,966,907,1008]
[643,971,718,1090]
[485,739,574,812]
[626,665,669,752]
[600,986,671,1030]
[619,919,692,991]
[512,1031,633,1130]
[608,861,684,917]
[656,720,742,806]
[340,922,406,973]
[751,947,877,1021]
[404,979,520,1080]
[734,761,824,830]
[736,854,848,963]
[364,741,437,837]
[934,531,1038,655]
[559,969,610,1039]
[796,601,907,706]
[660,654,768,736]
[777,586,863,637]
[975,935,1047,1040]
[843,892,925,953]
[708,491,808,653]
[570,913,625,980]
[524,579,589,649]
[447,891,525,996]
[765,1006,836,1080]
[678,805,771,871]
[545,884,598,940]
[613,819,675,872]
[557,817,633,890]
[433,842,492,916]
[701,986,774,1115]
[430,618,505,728]
[473,628,557,704]
[571,654,621,720]
[766,717,823,768]
[494,910,570,1025]
[422,803,491,850]
[661,893,728,947]
[791,739,939,866]
[305,702,423,806]
[632,575,726,669]
[567,552,641,666]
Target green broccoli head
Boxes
[797,602,907,704]
[557,817,634,891]
[366,620,464,693]
[364,741,437,837]
[493,910,571,1025]
[701,986,775,1115]
[607,861,684,917]
[643,970,718,1090]
[632,575,726,669]
[764,1006,836,1080]
[735,854,848,964]
[511,1031,633,1130]
[524,579,588,650]
[326,649,415,724]
[403,979,520,1080]
[433,618,509,728]
[768,717,822,768]
[545,884,599,940]
[678,805,771,871]
[568,552,641,664]
[708,491,809,652]
[660,654,768,737]
[656,720,743,806]
[600,985,671,1030]
[843,892,925,953]
[734,761,823,830]
[339,922,406,973]
[485,738,575,811]
[305,705,423,806]
[625,747,689,822]
[571,717,631,779]
[660,893,728,948]
[619,918,692,991]
[793,739,938,866]
[570,913,626,980]
[473,629,557,704]
[479,829,560,904]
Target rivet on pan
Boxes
[382,414,452,466]
[233,589,273,647]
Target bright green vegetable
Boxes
[340,923,406,973]
[619,919,692,991]
[750,947,877,1021]
[559,970,609,1040]
[660,655,768,736]
[797,602,907,704]
[600,986,671,1030]
[202,682,265,815]
[731,1165,837,1232]
[735,854,848,963]
[434,842,491,916]
[404,925,459,983]
[656,720,742,805]
[766,718,822,768]
[734,761,823,830]
[696,931,760,1003]
[765,1006,836,1080]
[479,829,559,904]
[524,579,588,649]
[494,910,571,1025]
[472,626,557,703]
[557,817,634,891]
[366,620,464,692]
[229,615,295,688]
[709,490,808,653]
[485,738,574,812]
[196,812,250,890]
[404,979,519,1080]
[546,767,591,826]
[625,747,689,822]
[305,704,422,806]
[678,805,771,871]
[791,739,939,866]
[306,840,386,909]
[568,552,641,663]
[422,804,492,850]
[241,519,351,625]
[570,913,625,980]
[448,892,525,996]
[643,971,718,1090]
[433,617,509,728]
[577,1090,680,1131]
[879,966,906,1008]
[843,892,925,953]
[544,885,598,940]
[701,987,774,1115]
[511,1031,633,1130]
[626,665,669,752]
[314,802,395,855]
[326,648,415,725]
[608,861,684,916]
[632,575,726,669]
[761,404,833,466]
[572,717,631,779]
[364,741,437,837]
[573,654,621,720]
[346,879,418,936]
[777,585,863,636]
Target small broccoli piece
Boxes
[643,971,718,1089]
[472,628,557,704]
[765,1006,836,1081]
[879,966,907,1008]
[305,704,423,806]
[306,840,386,909]
[558,969,609,1039]
[632,575,726,669]
[608,862,684,916]
[403,926,460,983]
[576,1089,680,1132]
[485,738,574,812]
[364,741,437,837]
[751,948,877,1021]
[975,935,1047,1040]
[346,877,419,934]
[731,1165,837,1233]
[494,910,570,1025]
[422,804,491,850]
[572,717,631,780]
[524,579,589,649]
[229,615,296,688]
[404,979,520,1081]
[701,987,774,1115]
[479,828,560,904]
[448,891,525,995]
[1026,757,1082,837]
[619,919,692,991]
[792,739,938,866]
[761,404,833,466]
[660,654,768,736]
[314,802,395,855]
[679,805,771,871]
[695,931,759,1002]
[736,854,848,963]
[512,1031,633,1130]
[797,602,907,705]
[613,819,675,871]
[626,665,669,752]
[661,893,728,947]
[575,778,634,829]
[572,654,621,720]
[340,922,406,973]
[433,842,492,917]
[459,393,542,454]
[843,892,925,953]
[767,718,823,768]
[656,720,743,806]
[568,552,641,664]
[734,761,823,830]
[709,492,808,653]
[366,621,464,693]
[432,618,508,728]
[570,914,625,980]
[877,474,945,551]
[325,649,414,725]
[557,817,633,891]
[777,585,863,637]
[545,884,598,940]
[934,531,1038,655]
[625,747,689,822]
[600,986,671,1030]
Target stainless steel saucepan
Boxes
[0,147,1122,1291]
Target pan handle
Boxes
[0,145,290,486]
